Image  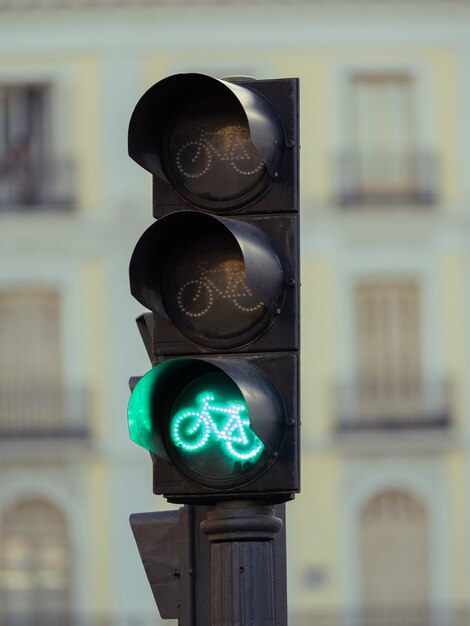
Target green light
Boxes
[128,362,268,486]
[169,372,267,484]
[170,391,264,462]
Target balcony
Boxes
[0,159,75,212]
[0,383,89,439]
[0,617,160,626]
[335,377,451,432]
[293,608,470,626]
[0,608,468,626]
[335,152,438,207]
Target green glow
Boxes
[127,367,162,455]
[170,390,264,462]
[128,362,267,484]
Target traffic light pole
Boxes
[200,501,286,626]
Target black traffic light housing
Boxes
[129,353,297,504]
[129,211,297,354]
[128,73,299,506]
[128,73,297,215]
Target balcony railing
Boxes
[293,607,470,626]
[1,608,469,626]
[335,377,451,431]
[335,152,438,206]
[0,159,75,211]
[0,384,89,438]
[0,617,160,626]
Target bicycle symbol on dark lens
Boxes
[171,393,264,461]
[177,260,263,319]
[175,124,265,179]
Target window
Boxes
[339,72,436,204]
[0,290,63,433]
[0,83,73,210]
[0,500,71,621]
[352,73,414,164]
[337,277,448,429]
[360,490,429,611]
[355,280,422,423]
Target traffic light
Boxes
[128,73,299,505]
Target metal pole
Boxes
[200,501,284,626]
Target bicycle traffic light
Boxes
[128,73,299,505]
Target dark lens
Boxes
[163,232,267,345]
[167,95,267,206]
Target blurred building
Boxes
[0,1,469,625]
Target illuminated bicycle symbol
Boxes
[171,393,264,461]
[175,124,265,179]
[177,260,263,319]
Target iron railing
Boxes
[335,153,438,206]
[0,159,75,211]
[293,608,470,626]
[0,618,165,626]
[0,618,163,626]
[335,377,451,430]
[1,608,469,626]
[0,384,89,438]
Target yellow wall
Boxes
[81,259,108,440]
[301,258,335,438]
[446,454,470,603]
[73,57,102,212]
[440,256,465,427]
[290,454,341,611]
[84,461,111,612]
[81,259,110,609]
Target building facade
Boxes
[0,1,469,625]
